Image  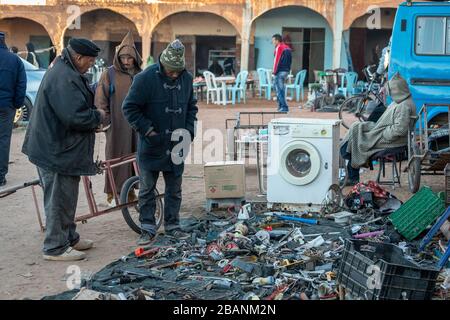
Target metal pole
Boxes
[81,176,96,219]
[31,185,45,232]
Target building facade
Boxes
[0,0,406,75]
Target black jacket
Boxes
[22,48,102,176]
[122,61,198,175]
[0,42,26,109]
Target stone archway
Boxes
[346,7,397,76]
[151,11,241,76]
[63,8,141,67]
[251,0,335,32]
[0,17,55,68]
[343,0,401,31]
[250,4,334,82]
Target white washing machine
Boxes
[267,118,340,207]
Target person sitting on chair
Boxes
[340,72,416,186]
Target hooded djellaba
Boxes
[341,72,416,169]
[95,31,143,205]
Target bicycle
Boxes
[339,65,387,129]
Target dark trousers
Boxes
[139,169,182,235]
[340,142,360,181]
[38,167,80,256]
[0,107,16,181]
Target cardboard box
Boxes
[204,161,245,199]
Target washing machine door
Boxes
[279,140,321,186]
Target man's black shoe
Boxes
[165,229,190,240]
[0,179,6,187]
[137,231,155,246]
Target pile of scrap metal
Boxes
[45,183,450,301]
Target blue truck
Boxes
[389,1,450,125]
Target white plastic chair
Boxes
[203,71,221,104]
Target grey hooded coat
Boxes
[341,73,416,169]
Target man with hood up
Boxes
[95,31,142,206]
[340,72,416,185]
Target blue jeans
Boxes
[139,169,183,235]
[0,107,16,181]
[274,71,289,111]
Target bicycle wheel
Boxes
[120,176,164,234]
[339,95,365,129]
[339,94,378,129]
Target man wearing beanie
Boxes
[123,39,198,245]
[22,38,106,261]
[0,32,26,187]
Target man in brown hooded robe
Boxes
[95,31,142,205]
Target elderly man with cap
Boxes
[0,32,27,187]
[95,31,142,207]
[123,39,198,245]
[22,38,106,261]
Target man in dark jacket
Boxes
[208,58,224,77]
[123,39,198,245]
[272,34,292,112]
[22,38,106,261]
[0,32,26,187]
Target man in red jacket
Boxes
[272,34,292,112]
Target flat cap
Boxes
[68,38,100,57]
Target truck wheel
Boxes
[408,144,421,193]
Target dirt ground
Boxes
[0,98,445,300]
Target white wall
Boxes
[253,6,333,70]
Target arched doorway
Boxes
[152,12,239,77]
[0,17,55,68]
[347,8,396,77]
[64,9,141,67]
[252,5,333,83]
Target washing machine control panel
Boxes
[291,125,333,138]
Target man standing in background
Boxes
[272,34,292,112]
[0,32,27,187]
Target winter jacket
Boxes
[0,43,26,109]
[273,43,292,75]
[22,48,102,176]
[122,59,198,176]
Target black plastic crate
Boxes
[337,239,440,300]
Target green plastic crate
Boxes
[389,186,446,241]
